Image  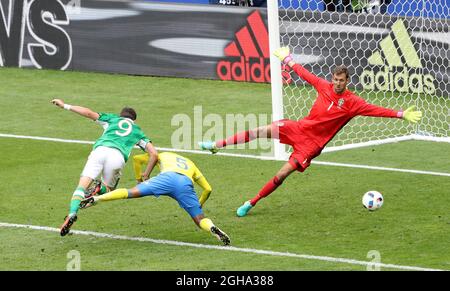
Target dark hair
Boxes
[120,107,137,120]
[332,65,350,79]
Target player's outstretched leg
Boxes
[236,162,295,217]
[199,126,273,154]
[198,141,219,154]
[197,217,231,246]
[60,214,77,236]
[81,188,130,209]
[198,124,278,154]
[236,201,253,217]
[210,226,231,246]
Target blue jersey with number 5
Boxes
[93,113,150,162]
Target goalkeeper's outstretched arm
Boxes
[401,105,423,123]
[354,98,423,123]
[273,46,325,88]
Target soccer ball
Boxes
[362,191,384,210]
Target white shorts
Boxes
[81,146,125,188]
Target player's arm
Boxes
[197,177,212,208]
[132,153,149,183]
[353,97,422,123]
[193,168,212,208]
[51,99,100,121]
[141,142,158,181]
[273,46,326,88]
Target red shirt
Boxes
[292,64,401,149]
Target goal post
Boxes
[267,0,450,157]
[267,0,287,160]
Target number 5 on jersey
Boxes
[176,157,188,170]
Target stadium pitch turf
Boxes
[0,67,449,270]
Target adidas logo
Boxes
[360,19,435,94]
[216,11,291,84]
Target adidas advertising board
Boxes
[215,11,291,84]
[216,11,271,83]
[0,0,447,97]
[217,11,282,83]
[360,19,436,94]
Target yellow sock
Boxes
[199,218,214,232]
[98,188,129,202]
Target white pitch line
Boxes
[1,133,449,177]
[0,133,94,145]
[313,161,450,177]
[0,222,443,271]
[0,133,276,160]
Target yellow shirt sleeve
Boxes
[132,153,149,180]
[193,167,212,207]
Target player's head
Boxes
[332,65,350,94]
[120,107,137,121]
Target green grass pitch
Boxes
[0,67,449,270]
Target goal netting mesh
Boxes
[276,0,449,152]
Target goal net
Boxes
[268,0,449,158]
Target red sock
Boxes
[250,176,282,206]
[216,130,254,148]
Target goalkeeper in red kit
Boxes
[199,46,422,217]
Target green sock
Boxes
[69,187,85,215]
[98,185,108,195]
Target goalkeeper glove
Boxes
[402,105,422,123]
[273,46,293,65]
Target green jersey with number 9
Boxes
[93,113,150,162]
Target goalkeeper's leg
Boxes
[216,124,275,148]
[199,124,276,152]
[237,162,296,217]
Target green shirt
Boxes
[93,113,150,162]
